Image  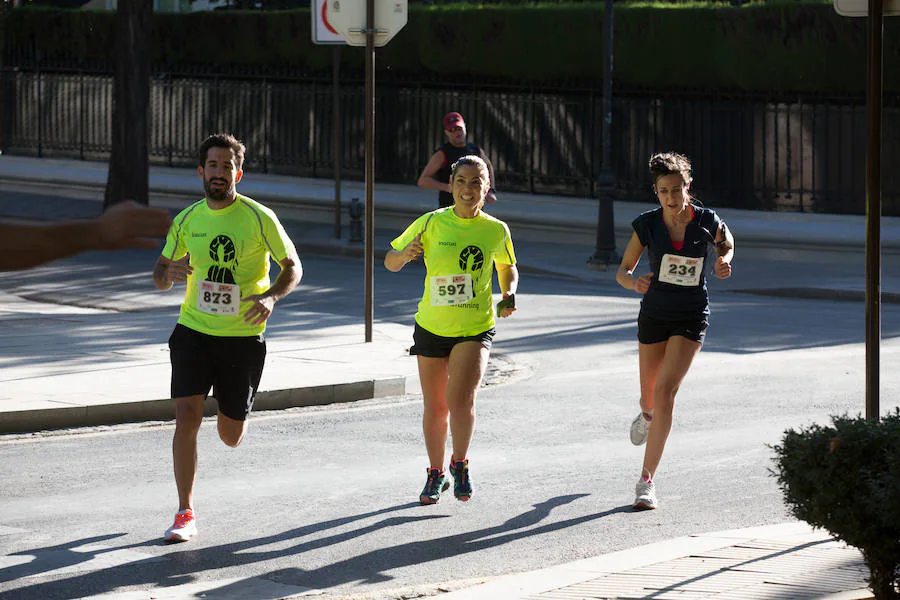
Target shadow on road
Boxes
[2,496,631,599]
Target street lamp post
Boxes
[587,0,619,270]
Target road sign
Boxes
[834,0,900,16]
[325,0,407,47]
[312,0,346,45]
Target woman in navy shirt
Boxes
[615,152,735,510]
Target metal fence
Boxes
[1,68,897,215]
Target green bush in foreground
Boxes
[772,410,900,599]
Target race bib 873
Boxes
[197,280,241,315]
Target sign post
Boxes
[833,0,900,420]
[311,0,346,240]
[327,0,407,342]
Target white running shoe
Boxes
[633,478,658,510]
[630,413,651,446]
[164,509,197,542]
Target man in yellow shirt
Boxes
[152,133,302,542]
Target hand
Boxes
[715,256,732,279]
[634,272,654,294]
[497,292,517,318]
[485,190,498,205]
[95,201,172,250]
[166,256,193,285]
[241,294,275,326]
[402,233,424,263]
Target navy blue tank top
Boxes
[632,206,723,320]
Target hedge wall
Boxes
[2,3,896,94]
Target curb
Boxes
[0,376,407,434]
[436,522,872,600]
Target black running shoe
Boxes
[449,459,472,501]
[419,468,450,505]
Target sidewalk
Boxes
[0,155,882,600]
[436,522,872,600]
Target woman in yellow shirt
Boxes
[385,155,518,504]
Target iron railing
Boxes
[1,68,897,215]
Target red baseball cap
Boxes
[442,112,465,131]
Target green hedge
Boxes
[2,3,896,94]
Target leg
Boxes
[417,355,450,469]
[217,411,249,448]
[173,394,205,511]
[641,336,702,480]
[445,341,490,462]
[638,340,667,415]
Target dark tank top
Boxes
[632,206,724,320]
[435,141,484,208]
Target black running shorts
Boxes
[168,323,266,421]
[637,312,708,345]
[409,322,495,358]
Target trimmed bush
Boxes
[772,411,900,599]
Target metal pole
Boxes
[333,45,342,239]
[587,0,617,270]
[364,0,375,343]
[865,0,883,421]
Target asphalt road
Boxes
[1,240,900,599]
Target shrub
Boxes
[771,410,900,600]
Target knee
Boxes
[175,401,204,434]
[652,383,679,412]
[424,405,450,423]
[218,427,245,448]
[217,416,247,448]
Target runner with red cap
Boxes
[418,112,498,208]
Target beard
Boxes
[204,177,234,202]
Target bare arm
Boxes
[0,201,171,272]
[713,222,734,279]
[153,255,193,291]
[242,250,303,326]
[384,233,423,272]
[496,262,519,318]
[616,232,653,294]
[496,262,518,296]
[417,151,450,193]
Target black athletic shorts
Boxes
[409,322,495,358]
[637,312,708,345]
[168,323,267,421]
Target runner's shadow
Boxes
[260,496,632,590]
[0,502,433,599]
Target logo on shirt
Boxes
[439,241,457,247]
[192,233,208,238]
[458,246,484,272]
[208,234,239,284]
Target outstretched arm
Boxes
[1,201,171,272]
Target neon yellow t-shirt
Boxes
[162,194,296,337]
[391,207,517,337]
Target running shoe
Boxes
[419,468,450,505]
[164,508,197,542]
[449,459,472,501]
[630,413,652,446]
[633,478,658,510]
